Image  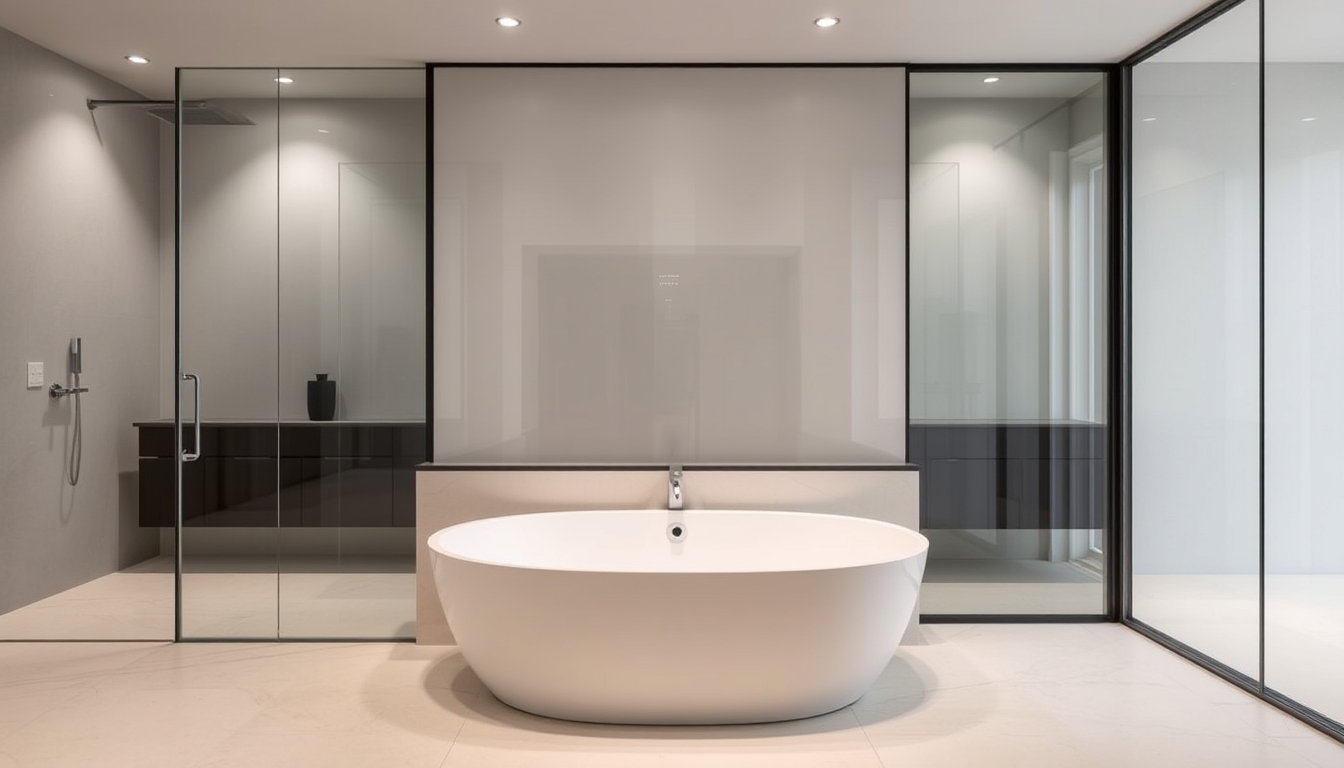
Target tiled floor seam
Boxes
[435,694,474,768]
[848,704,890,768]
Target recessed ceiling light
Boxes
[983,76,1000,84]
[275,76,294,84]
[496,16,521,27]
[125,55,150,65]
[814,16,840,28]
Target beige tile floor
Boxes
[1,624,1342,768]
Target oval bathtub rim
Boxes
[426,509,929,576]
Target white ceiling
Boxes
[0,0,1219,99]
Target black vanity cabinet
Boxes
[907,421,1106,531]
[136,422,425,528]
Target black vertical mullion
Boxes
[1257,0,1267,696]
[173,67,184,643]
[425,64,435,463]
[274,70,283,638]
[1109,63,1130,624]
[903,66,911,465]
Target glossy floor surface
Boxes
[1,625,1341,767]
[922,557,1102,615]
[0,555,1101,641]
[0,556,415,641]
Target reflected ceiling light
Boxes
[982,76,1000,84]
[125,55,150,65]
[1302,117,1318,122]
[814,16,840,28]
[496,16,521,27]
[275,76,294,84]
[1141,117,1157,122]
[317,129,330,134]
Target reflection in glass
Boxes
[908,70,1108,615]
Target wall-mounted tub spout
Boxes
[669,465,683,511]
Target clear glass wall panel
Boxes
[1265,0,1344,723]
[178,68,425,639]
[178,69,282,638]
[1130,0,1261,676]
[275,69,424,639]
[908,71,1108,615]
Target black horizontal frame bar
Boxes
[923,615,1109,624]
[428,62,908,69]
[175,66,423,72]
[175,637,416,644]
[418,463,917,472]
[907,63,1111,73]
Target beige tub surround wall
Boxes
[415,467,919,645]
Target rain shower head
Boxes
[86,99,255,126]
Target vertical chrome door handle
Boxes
[182,373,202,462]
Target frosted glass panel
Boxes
[1130,1,1261,677]
[433,67,905,464]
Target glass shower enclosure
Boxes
[174,68,426,639]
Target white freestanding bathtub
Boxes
[427,509,928,725]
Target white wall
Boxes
[0,26,160,615]
[164,93,425,421]
[432,67,906,464]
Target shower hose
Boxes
[68,373,82,486]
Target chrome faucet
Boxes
[668,465,683,511]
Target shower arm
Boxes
[87,99,205,109]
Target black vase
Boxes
[307,374,336,421]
